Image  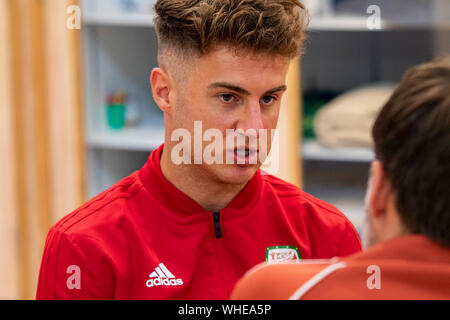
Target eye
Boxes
[218,93,237,104]
[261,96,277,105]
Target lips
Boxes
[235,148,255,157]
[230,147,258,165]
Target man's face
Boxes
[170,45,290,185]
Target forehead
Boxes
[192,45,290,87]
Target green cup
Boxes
[107,104,126,130]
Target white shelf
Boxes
[309,14,373,31]
[302,140,374,162]
[87,126,165,151]
[88,131,374,162]
[82,12,445,30]
[83,13,155,27]
[81,10,447,31]
[308,14,444,31]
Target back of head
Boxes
[372,57,450,247]
[153,0,309,76]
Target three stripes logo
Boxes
[146,263,184,288]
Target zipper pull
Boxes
[212,211,222,239]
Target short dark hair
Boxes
[153,0,309,59]
[372,56,450,247]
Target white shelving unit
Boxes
[300,1,448,240]
[81,0,162,198]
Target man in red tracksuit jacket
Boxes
[36,0,362,300]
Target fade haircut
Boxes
[153,0,309,79]
[372,56,450,247]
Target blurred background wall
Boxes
[0,0,85,299]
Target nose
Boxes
[235,100,264,136]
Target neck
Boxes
[160,146,246,212]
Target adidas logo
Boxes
[146,263,184,288]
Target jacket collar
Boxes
[138,144,262,215]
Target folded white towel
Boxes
[315,83,395,148]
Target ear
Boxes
[369,160,391,219]
[150,67,173,115]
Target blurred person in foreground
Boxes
[36,0,362,300]
[232,57,450,300]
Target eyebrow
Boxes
[208,82,287,96]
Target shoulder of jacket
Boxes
[51,172,143,236]
[261,173,345,216]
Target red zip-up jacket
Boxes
[36,144,362,300]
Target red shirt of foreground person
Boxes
[36,0,362,299]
